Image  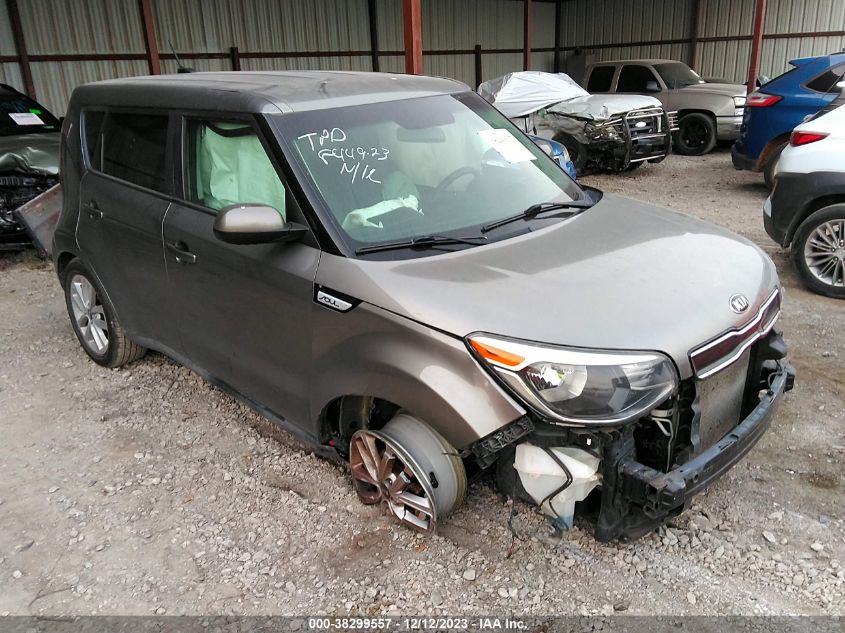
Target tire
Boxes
[791,205,845,299]
[763,142,787,191]
[555,134,588,173]
[62,259,147,366]
[673,113,717,156]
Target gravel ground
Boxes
[1,148,843,617]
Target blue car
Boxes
[528,135,578,180]
[732,52,845,188]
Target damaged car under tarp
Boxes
[0,84,61,250]
[479,71,676,174]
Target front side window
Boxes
[0,93,60,136]
[86,111,169,193]
[274,93,584,252]
[184,119,287,218]
[587,66,615,93]
[654,63,704,89]
[617,65,660,92]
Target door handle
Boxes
[166,241,197,265]
[84,202,103,220]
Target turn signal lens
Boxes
[469,338,525,368]
[746,92,783,108]
[790,131,829,146]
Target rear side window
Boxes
[85,111,169,192]
[617,65,658,92]
[587,66,615,92]
[806,64,845,93]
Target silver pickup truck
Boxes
[584,59,748,156]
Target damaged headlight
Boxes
[584,121,621,142]
[468,334,678,425]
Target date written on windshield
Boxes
[297,127,390,185]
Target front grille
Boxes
[667,111,680,131]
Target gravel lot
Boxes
[1,148,843,617]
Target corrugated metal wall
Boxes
[3,0,844,114]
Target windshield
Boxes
[0,94,61,136]
[273,92,585,253]
[654,63,704,89]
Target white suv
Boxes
[764,97,845,298]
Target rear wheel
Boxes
[673,113,717,156]
[792,205,845,299]
[62,259,147,366]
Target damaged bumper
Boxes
[596,356,795,541]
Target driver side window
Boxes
[184,118,287,219]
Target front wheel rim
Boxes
[804,219,845,288]
[69,274,109,354]
[681,121,708,148]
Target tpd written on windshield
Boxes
[297,128,389,185]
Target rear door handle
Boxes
[166,241,197,265]
[84,202,103,220]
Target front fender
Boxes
[309,302,526,449]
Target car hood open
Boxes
[317,194,779,379]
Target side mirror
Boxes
[645,80,661,93]
[213,204,307,245]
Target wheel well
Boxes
[677,109,716,123]
[319,395,401,458]
[759,134,791,168]
[55,251,77,279]
[788,195,845,245]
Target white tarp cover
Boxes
[479,71,662,121]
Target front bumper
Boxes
[596,356,794,541]
[717,114,743,142]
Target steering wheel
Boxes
[433,166,481,198]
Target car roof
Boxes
[591,59,681,66]
[69,71,470,114]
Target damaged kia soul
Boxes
[55,72,795,540]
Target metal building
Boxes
[2,0,843,115]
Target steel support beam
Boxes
[368,0,380,72]
[553,0,562,73]
[747,0,767,93]
[138,0,161,75]
[689,0,702,69]
[523,0,532,71]
[6,0,35,98]
[403,0,423,74]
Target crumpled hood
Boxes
[548,94,663,120]
[0,132,60,176]
[682,82,746,98]
[317,194,779,378]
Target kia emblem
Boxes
[729,293,750,314]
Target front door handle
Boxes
[84,202,103,221]
[166,241,197,265]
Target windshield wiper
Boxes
[481,199,593,233]
[355,234,488,255]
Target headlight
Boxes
[585,121,621,142]
[468,334,678,426]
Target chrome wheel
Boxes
[350,429,438,533]
[804,219,845,288]
[69,274,109,354]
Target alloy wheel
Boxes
[69,274,110,354]
[350,429,438,533]
[804,219,845,288]
[681,120,708,148]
